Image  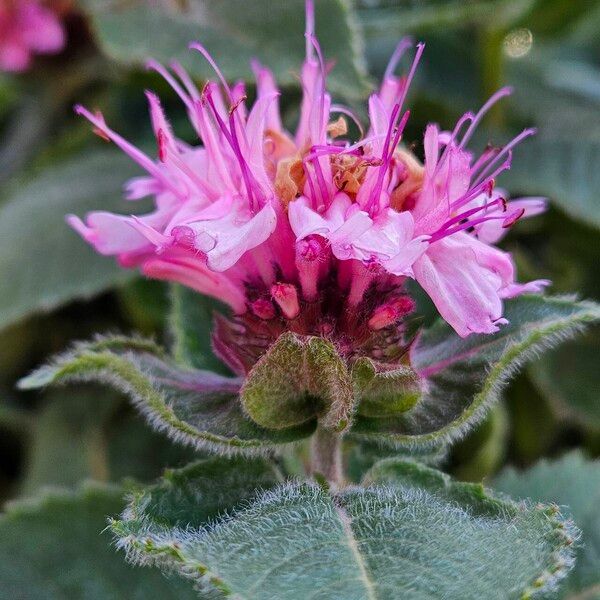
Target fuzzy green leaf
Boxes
[0,151,144,332]
[493,452,600,599]
[351,295,600,448]
[121,456,281,530]
[0,483,197,599]
[240,333,354,432]
[113,462,576,599]
[19,336,315,453]
[84,0,370,100]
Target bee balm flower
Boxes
[0,0,65,72]
[69,0,548,351]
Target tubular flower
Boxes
[0,0,65,72]
[69,0,548,354]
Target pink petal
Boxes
[413,233,512,337]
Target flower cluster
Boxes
[69,0,548,366]
[0,0,65,72]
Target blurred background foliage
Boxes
[0,0,599,507]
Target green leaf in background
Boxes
[84,0,370,100]
[357,0,532,36]
[0,150,145,333]
[351,295,600,447]
[118,279,169,336]
[0,483,197,599]
[168,285,228,374]
[529,329,600,432]
[505,374,560,464]
[451,402,509,482]
[493,452,600,599]
[19,390,117,496]
[106,407,199,484]
[19,336,315,452]
[113,460,576,599]
[505,137,600,231]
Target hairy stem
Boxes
[310,426,343,487]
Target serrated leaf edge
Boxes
[361,458,579,599]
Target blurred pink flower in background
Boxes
[69,0,549,348]
[0,0,65,72]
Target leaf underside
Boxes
[0,483,198,599]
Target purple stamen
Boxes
[190,42,234,103]
[146,60,194,111]
[438,197,505,233]
[430,212,513,242]
[397,42,425,113]
[472,128,536,186]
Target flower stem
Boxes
[310,425,343,487]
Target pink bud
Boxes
[271,283,300,319]
[250,298,277,320]
[368,296,415,330]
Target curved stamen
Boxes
[146,60,194,111]
[384,37,414,80]
[75,104,187,200]
[438,197,505,233]
[330,104,364,138]
[450,155,512,211]
[430,211,518,242]
[397,42,425,113]
[307,33,328,140]
[189,42,234,103]
[460,87,513,148]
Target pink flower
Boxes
[69,0,549,346]
[0,0,65,72]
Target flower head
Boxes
[0,0,65,72]
[69,0,548,356]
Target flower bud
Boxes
[271,283,300,319]
[250,298,277,320]
[368,296,415,330]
